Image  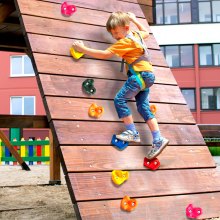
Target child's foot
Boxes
[146,137,169,160]
[116,130,141,142]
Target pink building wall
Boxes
[0,51,45,115]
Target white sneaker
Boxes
[116,130,141,142]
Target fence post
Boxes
[49,129,61,185]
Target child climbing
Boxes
[72,11,169,159]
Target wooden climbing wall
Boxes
[14,0,220,219]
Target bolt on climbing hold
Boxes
[186,204,202,219]
[82,79,96,95]
[88,103,104,118]
[121,196,138,212]
[143,157,160,170]
[111,170,129,185]
[70,47,84,59]
[150,104,157,115]
[61,1,77,17]
[111,134,129,150]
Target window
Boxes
[161,45,194,67]
[10,55,35,77]
[199,44,220,66]
[201,88,220,110]
[155,0,191,24]
[10,96,35,115]
[198,0,220,23]
[181,89,196,110]
[155,0,220,24]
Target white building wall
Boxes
[150,23,220,45]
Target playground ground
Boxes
[0,157,220,220]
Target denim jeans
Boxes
[114,71,155,121]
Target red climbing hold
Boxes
[61,2,77,17]
[143,157,160,170]
[186,204,202,219]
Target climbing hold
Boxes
[186,204,202,219]
[111,170,129,185]
[121,196,138,212]
[150,104,157,115]
[82,79,96,95]
[70,47,84,59]
[88,103,104,118]
[111,135,129,150]
[143,157,160,170]
[61,2,77,17]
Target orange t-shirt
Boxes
[107,31,153,72]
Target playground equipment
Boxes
[70,47,84,59]
[111,170,129,185]
[61,2,76,17]
[143,157,160,170]
[186,204,202,219]
[82,79,96,95]
[121,196,138,212]
[88,103,104,118]
[2,0,220,219]
[111,134,129,150]
[150,104,157,115]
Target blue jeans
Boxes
[114,71,155,121]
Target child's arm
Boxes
[72,40,114,59]
[127,12,149,39]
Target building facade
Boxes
[0,51,47,139]
[151,0,220,124]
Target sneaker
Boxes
[146,138,169,160]
[116,130,141,143]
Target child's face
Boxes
[110,25,129,41]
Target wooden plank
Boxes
[67,167,220,201]
[27,33,160,57]
[0,115,49,128]
[60,145,215,172]
[16,0,152,28]
[49,129,61,185]
[20,15,153,45]
[38,75,183,104]
[45,97,195,124]
[77,192,220,219]
[17,0,153,21]
[118,0,153,6]
[34,53,171,82]
[52,121,205,146]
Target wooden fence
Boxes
[0,137,50,165]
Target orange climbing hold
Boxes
[111,170,129,185]
[121,196,138,212]
[88,103,104,118]
[150,104,157,115]
[70,47,84,59]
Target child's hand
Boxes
[127,12,137,22]
[72,40,84,53]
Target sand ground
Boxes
[0,157,220,220]
[0,165,76,220]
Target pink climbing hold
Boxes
[61,2,77,17]
[186,204,202,219]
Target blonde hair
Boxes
[106,11,130,32]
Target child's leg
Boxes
[135,84,169,159]
[114,76,142,142]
